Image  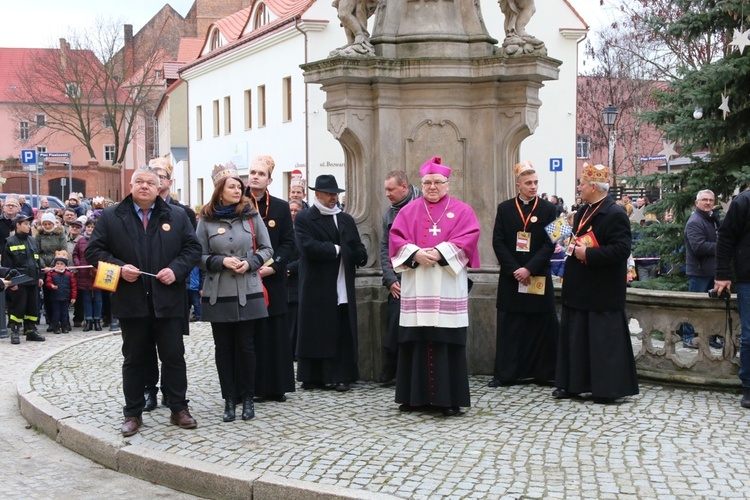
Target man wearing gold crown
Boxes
[86,165,201,436]
[553,163,638,404]
[389,156,480,416]
[489,161,558,388]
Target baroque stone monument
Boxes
[302,0,560,379]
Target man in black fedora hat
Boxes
[294,174,368,391]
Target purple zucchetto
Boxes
[419,156,451,179]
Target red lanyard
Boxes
[575,201,603,235]
[515,196,538,231]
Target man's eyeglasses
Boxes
[422,181,448,187]
[158,174,170,180]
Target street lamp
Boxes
[602,104,618,170]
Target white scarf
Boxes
[312,196,348,304]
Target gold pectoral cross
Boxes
[429,224,441,236]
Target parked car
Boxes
[0,193,66,211]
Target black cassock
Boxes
[492,195,559,384]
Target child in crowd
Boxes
[45,256,77,333]
[188,266,204,321]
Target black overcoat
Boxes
[256,194,296,316]
[493,196,558,312]
[561,195,632,311]
[85,195,201,320]
[294,206,367,359]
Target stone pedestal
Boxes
[302,0,560,380]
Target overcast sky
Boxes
[1,0,612,49]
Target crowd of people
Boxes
[4,153,749,439]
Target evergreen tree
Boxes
[627,0,750,284]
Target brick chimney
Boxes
[59,38,69,70]
[124,24,134,79]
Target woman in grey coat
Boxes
[197,163,273,422]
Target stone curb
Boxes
[16,334,398,499]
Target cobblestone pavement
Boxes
[25,322,750,499]
[0,326,195,499]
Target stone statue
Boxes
[498,0,545,55]
[331,0,378,57]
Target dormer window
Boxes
[253,3,270,30]
[210,28,223,50]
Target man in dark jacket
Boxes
[85,165,201,437]
[685,189,720,292]
[379,170,420,384]
[295,175,367,392]
[715,187,750,408]
[491,161,558,387]
[684,189,721,348]
[245,155,296,402]
[553,163,638,404]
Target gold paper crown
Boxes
[582,163,610,183]
[211,162,240,186]
[514,160,535,178]
[251,155,275,174]
[148,156,173,176]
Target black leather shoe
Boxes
[83,321,93,332]
[592,396,617,404]
[552,388,572,399]
[241,399,255,420]
[398,404,413,412]
[301,382,324,390]
[334,383,350,392]
[442,406,461,416]
[266,394,287,402]
[487,379,504,388]
[223,399,236,422]
[94,320,102,331]
[143,392,157,412]
[25,332,46,342]
[742,387,750,409]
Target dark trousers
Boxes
[9,285,38,324]
[212,321,256,400]
[51,299,70,326]
[187,290,201,320]
[120,317,189,417]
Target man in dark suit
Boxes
[85,165,201,437]
[245,155,296,402]
[490,161,558,388]
[141,157,198,411]
[295,175,367,391]
[553,163,638,404]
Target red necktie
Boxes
[141,208,150,230]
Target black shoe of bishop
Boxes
[552,388,572,399]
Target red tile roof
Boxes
[213,7,253,44]
[0,47,103,103]
[176,38,204,63]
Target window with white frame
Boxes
[210,28,222,51]
[19,121,29,141]
[196,105,203,140]
[258,85,266,127]
[577,134,591,159]
[253,3,270,30]
[36,145,46,155]
[224,96,231,134]
[104,145,115,162]
[36,114,46,127]
[282,77,292,122]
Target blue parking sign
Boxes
[550,158,563,172]
[21,149,36,164]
